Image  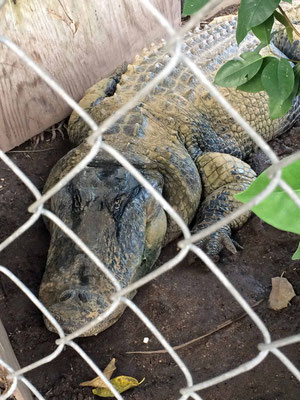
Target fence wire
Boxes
[0,0,300,399]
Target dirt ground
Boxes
[1,123,300,400]
[1,5,300,400]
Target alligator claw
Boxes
[222,232,237,254]
[188,224,241,265]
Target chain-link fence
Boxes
[0,0,300,399]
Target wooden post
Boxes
[0,320,33,400]
[0,0,180,151]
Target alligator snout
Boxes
[44,285,127,336]
[40,254,126,335]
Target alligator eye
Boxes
[110,187,140,218]
[59,290,74,302]
[113,195,123,211]
[108,195,126,219]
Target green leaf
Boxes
[237,56,276,93]
[286,26,294,44]
[252,15,274,44]
[268,92,294,119]
[277,57,295,98]
[237,70,264,92]
[294,63,300,96]
[274,10,289,26]
[214,52,263,87]
[292,243,300,260]
[283,0,293,3]
[274,10,294,44]
[262,58,294,102]
[268,63,298,119]
[290,69,300,99]
[254,42,268,54]
[235,159,300,235]
[182,0,208,16]
[237,0,281,44]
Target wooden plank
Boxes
[0,320,33,400]
[0,0,180,151]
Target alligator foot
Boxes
[196,224,237,255]
[188,223,244,264]
[191,152,256,262]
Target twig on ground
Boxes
[126,299,264,355]
[8,148,56,153]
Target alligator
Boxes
[39,6,300,336]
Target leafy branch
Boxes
[235,159,300,260]
[183,0,298,119]
[183,0,300,260]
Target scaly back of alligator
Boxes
[69,12,300,158]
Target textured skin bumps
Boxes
[40,7,300,336]
[195,152,256,198]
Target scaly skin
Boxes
[40,6,300,336]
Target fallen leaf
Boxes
[80,358,116,387]
[103,358,116,380]
[92,376,145,398]
[268,277,296,310]
[80,358,144,397]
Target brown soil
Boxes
[0,122,300,400]
[1,5,300,400]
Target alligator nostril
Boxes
[59,290,74,302]
[77,291,90,303]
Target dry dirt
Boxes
[1,122,300,400]
[1,5,300,400]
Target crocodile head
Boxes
[40,159,167,336]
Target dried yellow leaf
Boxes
[92,376,145,397]
[80,358,116,388]
[103,358,117,380]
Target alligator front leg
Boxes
[68,63,127,146]
[192,152,257,259]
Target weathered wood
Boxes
[0,0,180,151]
[0,320,33,399]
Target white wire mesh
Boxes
[0,0,299,399]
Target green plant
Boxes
[183,0,298,119]
[183,0,300,259]
[235,159,300,260]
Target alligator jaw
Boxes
[44,291,130,336]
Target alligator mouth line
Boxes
[44,297,128,336]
